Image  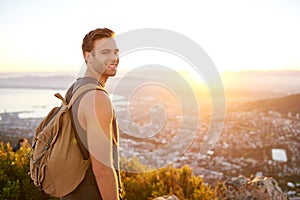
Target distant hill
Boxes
[222,70,300,99]
[240,93,300,115]
[1,70,300,100]
[0,75,75,89]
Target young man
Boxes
[62,28,121,200]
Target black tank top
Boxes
[61,77,121,200]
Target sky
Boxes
[0,0,299,74]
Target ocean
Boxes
[0,88,66,118]
[0,88,125,119]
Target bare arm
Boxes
[78,90,119,200]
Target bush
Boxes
[0,142,56,200]
[0,142,225,199]
[120,158,225,200]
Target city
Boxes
[0,94,299,197]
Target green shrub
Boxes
[0,142,55,200]
[0,142,225,200]
[120,158,224,200]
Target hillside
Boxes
[0,75,75,89]
[240,93,300,115]
[1,70,300,100]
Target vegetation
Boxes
[121,163,225,199]
[0,142,225,200]
[0,142,53,200]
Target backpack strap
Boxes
[66,81,122,194]
[54,83,107,108]
[64,82,108,161]
[67,83,108,109]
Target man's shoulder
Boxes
[77,89,112,122]
[80,89,111,108]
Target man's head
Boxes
[82,28,115,57]
[82,28,119,79]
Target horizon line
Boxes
[1,69,300,75]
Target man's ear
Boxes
[84,51,91,63]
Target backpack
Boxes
[29,83,104,197]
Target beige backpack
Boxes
[29,83,104,197]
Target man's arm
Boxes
[78,90,119,200]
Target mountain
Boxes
[0,75,75,89]
[240,93,300,115]
[222,70,300,98]
[1,70,300,100]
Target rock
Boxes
[224,175,287,200]
[153,195,179,200]
[224,175,252,199]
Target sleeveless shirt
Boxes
[61,77,121,200]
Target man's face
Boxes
[88,37,119,77]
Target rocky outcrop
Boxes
[224,175,287,200]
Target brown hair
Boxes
[81,28,115,53]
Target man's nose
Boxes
[110,53,119,62]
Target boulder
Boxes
[224,175,287,200]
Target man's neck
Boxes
[98,76,107,87]
[84,71,108,87]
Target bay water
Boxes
[0,88,125,119]
[0,88,66,118]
